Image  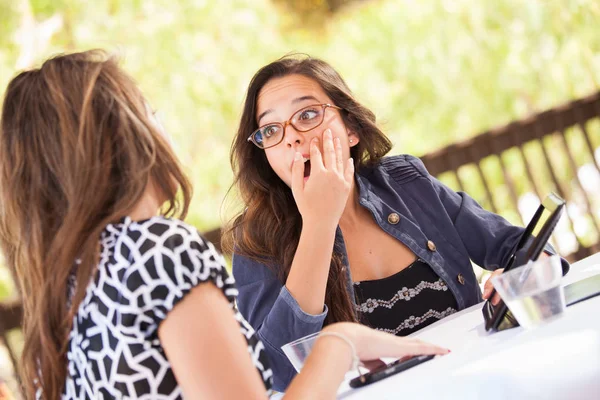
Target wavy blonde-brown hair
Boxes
[0,50,192,399]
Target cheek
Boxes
[323,118,350,144]
[265,149,291,185]
[325,118,352,147]
[264,149,280,169]
[324,112,347,129]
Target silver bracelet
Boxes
[316,331,362,378]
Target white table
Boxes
[337,252,600,400]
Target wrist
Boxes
[324,322,364,358]
[314,330,359,373]
[301,216,338,234]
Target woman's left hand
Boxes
[483,253,551,305]
[482,269,504,305]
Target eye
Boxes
[262,124,281,138]
[298,108,320,121]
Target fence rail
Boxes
[421,91,600,262]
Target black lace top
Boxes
[354,258,458,336]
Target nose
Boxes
[284,123,305,148]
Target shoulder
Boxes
[116,216,230,294]
[102,217,236,336]
[119,216,220,261]
[232,251,279,286]
[370,154,431,184]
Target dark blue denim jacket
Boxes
[232,154,566,391]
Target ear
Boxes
[348,131,360,147]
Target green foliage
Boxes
[0,255,14,300]
[0,0,599,298]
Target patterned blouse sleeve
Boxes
[117,219,237,337]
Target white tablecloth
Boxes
[337,252,600,400]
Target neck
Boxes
[129,184,161,221]
[339,179,364,230]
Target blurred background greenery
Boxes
[0,0,599,391]
[0,0,599,285]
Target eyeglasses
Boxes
[247,103,342,149]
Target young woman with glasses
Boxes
[224,55,566,391]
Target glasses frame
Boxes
[247,103,343,149]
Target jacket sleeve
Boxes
[407,155,569,274]
[232,253,328,392]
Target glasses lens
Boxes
[253,124,283,148]
[292,105,324,131]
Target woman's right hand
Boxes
[285,322,449,399]
[291,128,354,228]
[324,322,450,362]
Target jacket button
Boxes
[426,240,437,252]
[387,213,400,224]
[457,274,466,285]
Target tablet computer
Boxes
[565,274,600,307]
[483,192,566,332]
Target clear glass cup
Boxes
[491,255,566,329]
[281,332,320,372]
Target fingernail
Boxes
[326,128,332,136]
[295,152,301,161]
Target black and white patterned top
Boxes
[354,259,458,336]
[62,216,273,399]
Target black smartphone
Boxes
[348,355,435,388]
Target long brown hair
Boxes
[223,55,392,324]
[0,50,192,399]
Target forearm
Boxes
[255,292,327,391]
[285,220,337,315]
[284,334,353,400]
[234,255,330,391]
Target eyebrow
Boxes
[257,95,321,125]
